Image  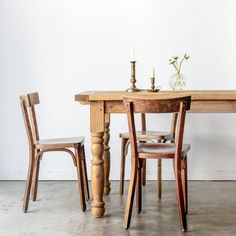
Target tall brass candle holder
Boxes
[126,60,141,92]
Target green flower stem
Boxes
[173,61,178,72]
[169,54,189,74]
[178,57,185,74]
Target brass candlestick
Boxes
[146,76,161,92]
[126,61,141,92]
[150,77,155,90]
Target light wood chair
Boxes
[119,113,177,198]
[20,92,89,213]
[123,96,191,232]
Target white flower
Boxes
[169,58,175,64]
[184,54,190,60]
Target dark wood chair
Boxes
[123,96,191,232]
[119,113,177,198]
[20,92,89,213]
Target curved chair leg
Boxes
[120,138,128,195]
[136,159,142,213]
[157,159,162,199]
[124,156,138,229]
[142,159,146,186]
[81,146,90,201]
[23,149,35,213]
[75,147,86,212]
[31,152,42,201]
[181,157,188,214]
[174,158,187,232]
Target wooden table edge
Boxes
[75,90,236,103]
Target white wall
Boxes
[1,0,236,180]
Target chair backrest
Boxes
[123,96,191,159]
[20,92,40,147]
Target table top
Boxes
[75,90,236,104]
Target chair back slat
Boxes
[21,93,39,107]
[125,102,138,158]
[20,92,40,146]
[174,102,186,157]
[123,96,191,161]
[29,106,39,141]
[123,96,191,113]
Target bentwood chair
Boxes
[123,96,191,232]
[119,113,177,198]
[20,92,89,213]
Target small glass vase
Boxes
[169,73,186,91]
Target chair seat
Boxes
[35,137,84,149]
[120,131,173,141]
[138,143,190,159]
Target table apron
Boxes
[104,100,236,113]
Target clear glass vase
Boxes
[169,73,186,91]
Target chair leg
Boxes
[75,147,86,212]
[23,149,35,213]
[120,138,128,195]
[174,158,187,232]
[172,159,176,176]
[157,159,162,199]
[157,139,162,199]
[81,146,90,201]
[181,157,188,214]
[136,159,142,213]
[142,159,146,186]
[124,156,138,229]
[31,153,41,201]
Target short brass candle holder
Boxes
[126,60,141,92]
[145,76,161,92]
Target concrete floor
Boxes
[0,181,236,236]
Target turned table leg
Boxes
[103,114,111,195]
[91,132,105,217]
[90,101,105,217]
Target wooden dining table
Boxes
[75,90,236,218]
